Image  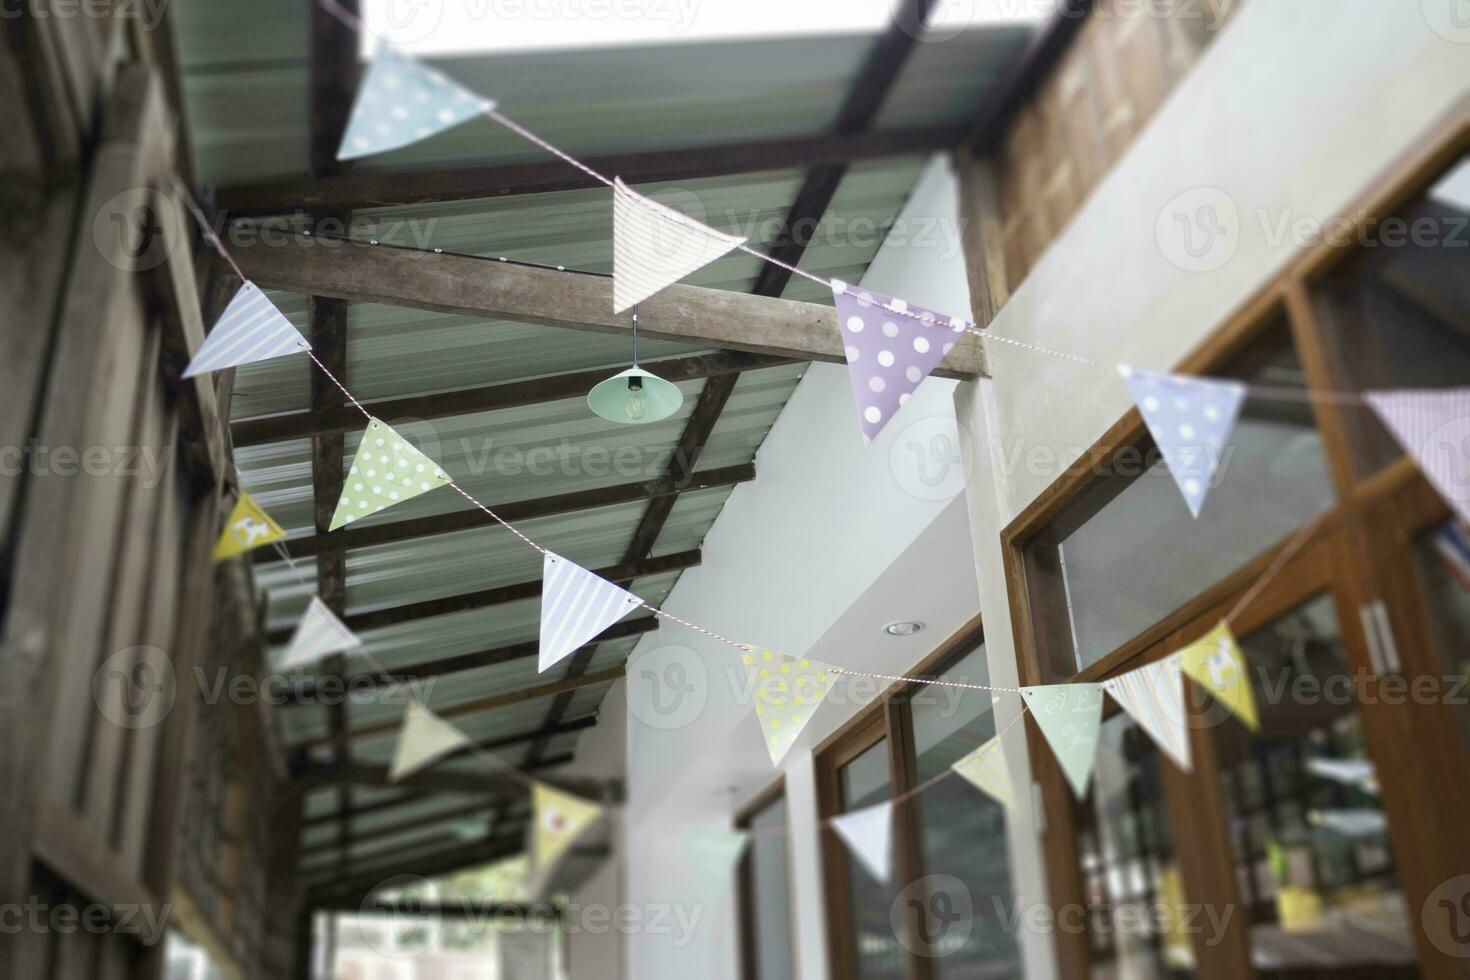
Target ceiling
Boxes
[169,0,1035,895]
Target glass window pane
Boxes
[747,796,795,980]
[1214,592,1418,974]
[1023,322,1336,673]
[1312,154,1470,476]
[1081,712,1197,979]
[909,646,1023,978]
[1411,518,1470,757]
[840,740,905,979]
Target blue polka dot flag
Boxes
[1119,365,1247,519]
[338,45,493,161]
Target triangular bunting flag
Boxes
[1177,620,1259,731]
[390,702,474,782]
[1020,684,1104,799]
[682,829,751,892]
[1366,389,1470,524]
[533,783,603,871]
[184,282,310,378]
[1106,657,1192,772]
[830,801,894,883]
[338,45,492,161]
[611,177,745,313]
[539,552,642,673]
[276,596,362,672]
[953,736,1015,809]
[330,419,451,530]
[833,281,966,443]
[1119,365,1246,518]
[212,491,286,561]
[742,649,841,765]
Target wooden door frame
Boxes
[735,777,792,980]
[996,103,1470,979]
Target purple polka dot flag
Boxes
[1118,365,1247,519]
[1366,389,1470,525]
[338,45,493,161]
[832,281,965,443]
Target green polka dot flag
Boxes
[330,418,451,531]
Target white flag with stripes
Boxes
[611,177,746,313]
[1367,389,1470,524]
[539,552,642,673]
[390,702,474,782]
[1105,657,1192,772]
[276,596,361,672]
[183,282,310,378]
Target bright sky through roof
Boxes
[362,0,1055,57]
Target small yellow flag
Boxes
[742,649,840,766]
[212,491,286,561]
[1177,620,1259,731]
[533,783,602,871]
[953,736,1013,809]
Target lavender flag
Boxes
[832,281,964,442]
[1119,365,1246,518]
[1367,389,1470,524]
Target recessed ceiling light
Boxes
[883,621,925,637]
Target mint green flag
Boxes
[1021,683,1104,799]
[682,829,751,895]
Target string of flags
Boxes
[186,18,1470,889]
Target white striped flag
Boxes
[538,552,642,673]
[184,282,310,378]
[611,178,745,313]
[276,596,361,672]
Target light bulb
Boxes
[624,379,647,421]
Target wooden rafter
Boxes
[229,237,985,379]
[294,756,609,796]
[254,465,752,564]
[265,550,698,643]
[216,125,965,215]
[287,621,657,702]
[232,352,791,446]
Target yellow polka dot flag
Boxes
[742,649,841,766]
[1177,620,1259,731]
[533,783,603,872]
[952,735,1014,809]
[212,491,286,561]
[330,418,451,531]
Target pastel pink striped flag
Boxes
[1367,389,1470,523]
[1105,657,1191,772]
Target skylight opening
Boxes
[361,0,1055,58]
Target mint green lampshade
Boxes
[587,366,683,424]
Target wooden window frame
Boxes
[813,616,988,980]
[998,103,1470,979]
[735,777,795,980]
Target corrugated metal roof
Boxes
[172,1,1031,882]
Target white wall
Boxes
[622,153,984,980]
[957,4,1470,977]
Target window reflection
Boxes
[840,740,905,979]
[1080,713,1196,979]
[1412,518,1470,758]
[1216,592,1417,976]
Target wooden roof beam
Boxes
[229,236,985,379]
